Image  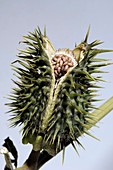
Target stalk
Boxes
[87,96,113,130]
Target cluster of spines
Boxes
[7,27,112,154]
[7,28,53,143]
[44,39,111,153]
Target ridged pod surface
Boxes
[7,27,112,155]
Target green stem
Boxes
[87,96,113,130]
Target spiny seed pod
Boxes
[7,27,112,156]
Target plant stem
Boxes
[87,96,113,130]
[0,147,13,170]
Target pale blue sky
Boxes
[0,0,113,169]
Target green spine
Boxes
[7,27,112,154]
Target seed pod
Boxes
[7,27,112,158]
